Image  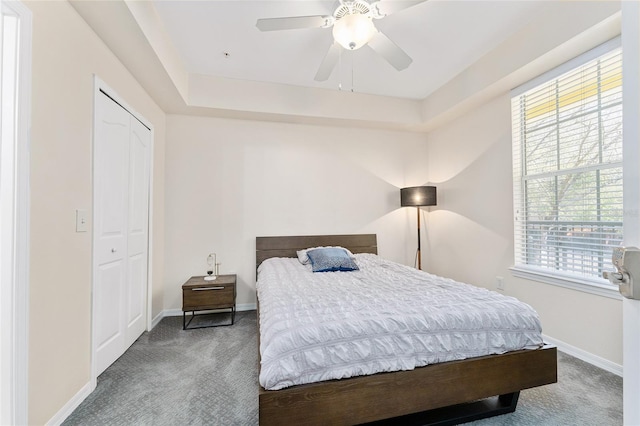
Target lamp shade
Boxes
[401,186,437,207]
[332,13,376,50]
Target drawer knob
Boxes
[192,286,224,291]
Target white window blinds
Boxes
[511,43,623,284]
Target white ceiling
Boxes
[69,0,620,130]
[152,0,547,100]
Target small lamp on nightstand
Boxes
[205,253,217,281]
[401,186,437,270]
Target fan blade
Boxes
[314,42,341,81]
[369,0,428,18]
[368,31,412,71]
[256,15,330,31]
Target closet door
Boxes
[125,117,150,348]
[93,90,150,376]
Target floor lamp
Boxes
[401,186,437,270]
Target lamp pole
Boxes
[417,206,421,270]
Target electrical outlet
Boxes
[496,276,505,291]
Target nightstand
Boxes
[182,274,236,330]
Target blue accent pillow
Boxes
[306,248,359,273]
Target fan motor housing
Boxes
[334,0,372,19]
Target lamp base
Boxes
[204,276,217,281]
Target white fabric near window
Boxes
[257,254,544,391]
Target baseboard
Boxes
[151,310,164,329]
[161,303,257,319]
[45,381,92,426]
[543,334,623,377]
[236,303,257,312]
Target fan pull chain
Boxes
[351,50,354,92]
[338,47,343,91]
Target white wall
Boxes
[26,1,165,424]
[164,115,428,309]
[426,93,622,366]
[21,1,624,423]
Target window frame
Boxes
[510,37,623,300]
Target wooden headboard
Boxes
[256,234,377,268]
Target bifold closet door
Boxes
[93,90,150,376]
[125,116,150,349]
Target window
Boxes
[511,39,623,290]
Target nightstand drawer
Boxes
[183,285,234,310]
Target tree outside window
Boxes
[512,48,623,282]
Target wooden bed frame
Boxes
[256,234,557,426]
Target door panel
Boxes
[127,253,145,328]
[95,260,124,374]
[93,90,150,376]
[94,92,130,375]
[125,118,150,346]
[95,262,123,346]
[95,99,129,243]
[128,120,150,239]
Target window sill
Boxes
[509,266,623,300]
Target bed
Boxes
[256,234,557,426]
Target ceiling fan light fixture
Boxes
[332,13,376,50]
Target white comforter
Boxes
[257,254,544,391]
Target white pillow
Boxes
[296,246,356,265]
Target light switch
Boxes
[76,209,88,232]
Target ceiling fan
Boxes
[256,0,427,81]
